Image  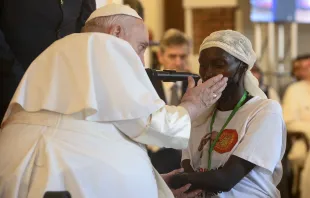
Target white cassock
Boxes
[0,33,191,198]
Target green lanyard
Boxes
[207,91,248,170]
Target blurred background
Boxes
[101,0,310,98]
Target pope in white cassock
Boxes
[0,4,228,198]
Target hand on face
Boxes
[198,48,247,102]
[180,75,227,121]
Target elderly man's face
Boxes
[123,19,149,65]
[157,44,190,71]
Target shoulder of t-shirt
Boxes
[246,96,282,116]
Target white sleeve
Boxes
[233,102,286,173]
[113,105,191,149]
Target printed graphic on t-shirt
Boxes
[214,129,238,154]
[198,129,238,156]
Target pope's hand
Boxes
[180,75,227,121]
[162,168,202,198]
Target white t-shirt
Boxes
[182,96,286,198]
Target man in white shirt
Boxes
[282,56,310,198]
[0,4,227,198]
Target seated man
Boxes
[170,30,286,198]
[0,4,227,198]
[282,56,310,161]
[282,54,310,198]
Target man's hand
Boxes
[162,168,202,198]
[180,75,227,121]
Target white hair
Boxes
[82,14,134,33]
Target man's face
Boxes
[122,19,149,65]
[157,44,190,71]
[293,58,310,80]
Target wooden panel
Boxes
[192,7,236,53]
[183,0,237,8]
[164,0,185,32]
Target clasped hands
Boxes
[162,168,201,198]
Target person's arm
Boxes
[114,75,228,149]
[114,105,191,149]
[172,101,285,193]
[286,121,310,139]
[171,156,255,192]
[287,132,309,151]
[77,0,96,32]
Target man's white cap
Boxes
[86,3,142,23]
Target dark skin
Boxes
[170,47,256,193]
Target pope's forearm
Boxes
[133,105,191,149]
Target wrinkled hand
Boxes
[180,75,227,121]
[162,169,202,198]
